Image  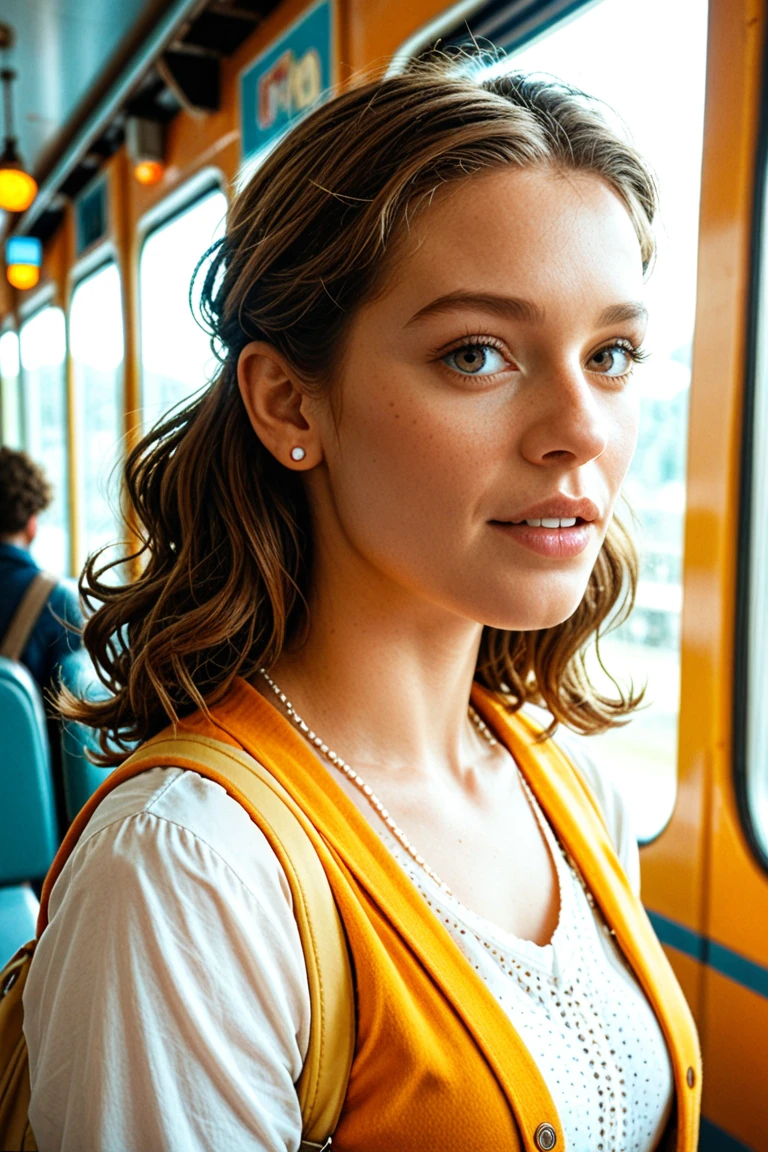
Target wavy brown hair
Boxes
[60,51,657,764]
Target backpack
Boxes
[0,732,356,1151]
[0,571,59,664]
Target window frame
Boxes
[17,281,57,325]
[394,0,601,64]
[70,240,119,294]
[17,299,71,575]
[18,298,68,445]
[68,252,126,571]
[733,28,768,874]
[137,167,227,256]
[136,168,228,417]
[0,325,23,448]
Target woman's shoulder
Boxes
[26,764,311,1152]
[58,764,296,918]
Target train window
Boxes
[0,330,22,448]
[139,187,227,426]
[741,127,768,864]
[70,262,125,569]
[473,0,708,840]
[18,305,70,575]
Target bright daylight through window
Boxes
[70,262,125,571]
[140,189,227,427]
[19,306,69,575]
[486,0,708,840]
[0,330,22,449]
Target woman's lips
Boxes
[488,520,592,558]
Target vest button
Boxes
[534,1122,557,1150]
[687,1066,696,1088]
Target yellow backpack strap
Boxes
[38,733,355,1147]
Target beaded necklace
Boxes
[258,666,498,896]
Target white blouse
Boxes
[381,764,674,1152]
[23,736,674,1152]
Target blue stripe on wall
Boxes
[646,910,707,963]
[645,913,763,1149]
[646,909,768,1001]
[699,1116,756,1151]
[707,941,768,1000]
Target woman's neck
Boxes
[251,574,494,789]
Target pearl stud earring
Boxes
[290,446,306,461]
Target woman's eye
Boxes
[442,342,508,376]
[588,344,636,378]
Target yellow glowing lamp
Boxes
[0,70,37,212]
[134,159,164,186]
[7,262,39,289]
[6,234,42,290]
[0,145,37,211]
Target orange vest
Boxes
[58,677,702,1150]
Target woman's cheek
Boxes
[606,392,641,488]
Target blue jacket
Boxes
[0,542,83,694]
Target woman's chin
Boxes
[477,590,587,633]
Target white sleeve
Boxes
[23,770,310,1152]
[554,730,642,899]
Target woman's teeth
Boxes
[521,517,578,528]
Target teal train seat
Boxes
[0,657,58,964]
[57,649,114,826]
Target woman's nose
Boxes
[518,366,610,468]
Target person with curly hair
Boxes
[0,445,83,797]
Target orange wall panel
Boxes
[708,750,768,963]
[346,0,463,69]
[701,970,768,1149]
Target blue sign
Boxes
[5,236,42,267]
[75,177,107,257]
[240,0,333,161]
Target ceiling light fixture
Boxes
[0,67,37,213]
[5,234,42,290]
[126,117,166,187]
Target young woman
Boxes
[23,53,701,1152]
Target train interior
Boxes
[0,0,766,1147]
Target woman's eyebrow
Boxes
[597,301,648,326]
[405,292,544,326]
[405,291,648,328]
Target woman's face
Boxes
[305,165,646,632]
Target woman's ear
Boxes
[236,340,320,468]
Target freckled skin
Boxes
[237,166,647,942]
[301,167,643,632]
